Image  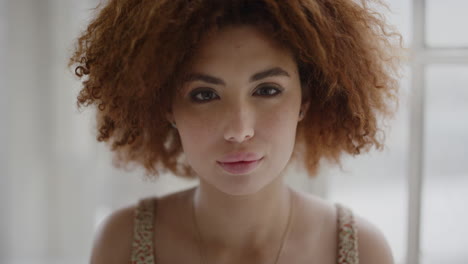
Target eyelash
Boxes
[189,86,283,103]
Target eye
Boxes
[189,89,219,103]
[254,85,283,97]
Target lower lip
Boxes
[217,158,263,175]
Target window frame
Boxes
[408,1,468,264]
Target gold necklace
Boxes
[191,189,294,264]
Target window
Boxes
[406,1,468,263]
[328,1,468,264]
[426,0,468,47]
[420,65,468,264]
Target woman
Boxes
[69,0,403,263]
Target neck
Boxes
[191,176,294,252]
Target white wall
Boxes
[2,0,98,262]
[0,0,9,261]
[4,0,51,260]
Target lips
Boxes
[217,153,263,175]
[217,152,263,163]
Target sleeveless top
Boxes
[130,197,359,264]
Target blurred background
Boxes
[0,0,467,263]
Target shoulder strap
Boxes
[131,197,156,264]
[335,203,359,264]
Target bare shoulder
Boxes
[291,190,394,264]
[354,214,395,264]
[296,191,395,264]
[89,204,137,264]
[292,189,337,222]
[288,190,338,263]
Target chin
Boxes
[208,174,275,196]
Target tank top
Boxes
[130,197,359,264]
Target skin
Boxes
[169,24,309,196]
[166,24,310,258]
[90,25,395,264]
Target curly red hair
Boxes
[68,0,404,179]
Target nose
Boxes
[223,104,255,143]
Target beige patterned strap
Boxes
[335,203,359,264]
[131,198,156,264]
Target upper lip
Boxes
[217,152,263,163]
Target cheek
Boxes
[173,107,220,165]
[255,104,299,179]
[177,115,215,147]
[261,103,299,140]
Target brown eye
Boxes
[255,86,282,97]
[190,89,219,103]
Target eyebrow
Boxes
[183,67,291,86]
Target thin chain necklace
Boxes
[191,189,295,264]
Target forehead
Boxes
[187,25,297,73]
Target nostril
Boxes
[223,114,255,142]
[225,132,254,143]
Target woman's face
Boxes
[168,25,308,196]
